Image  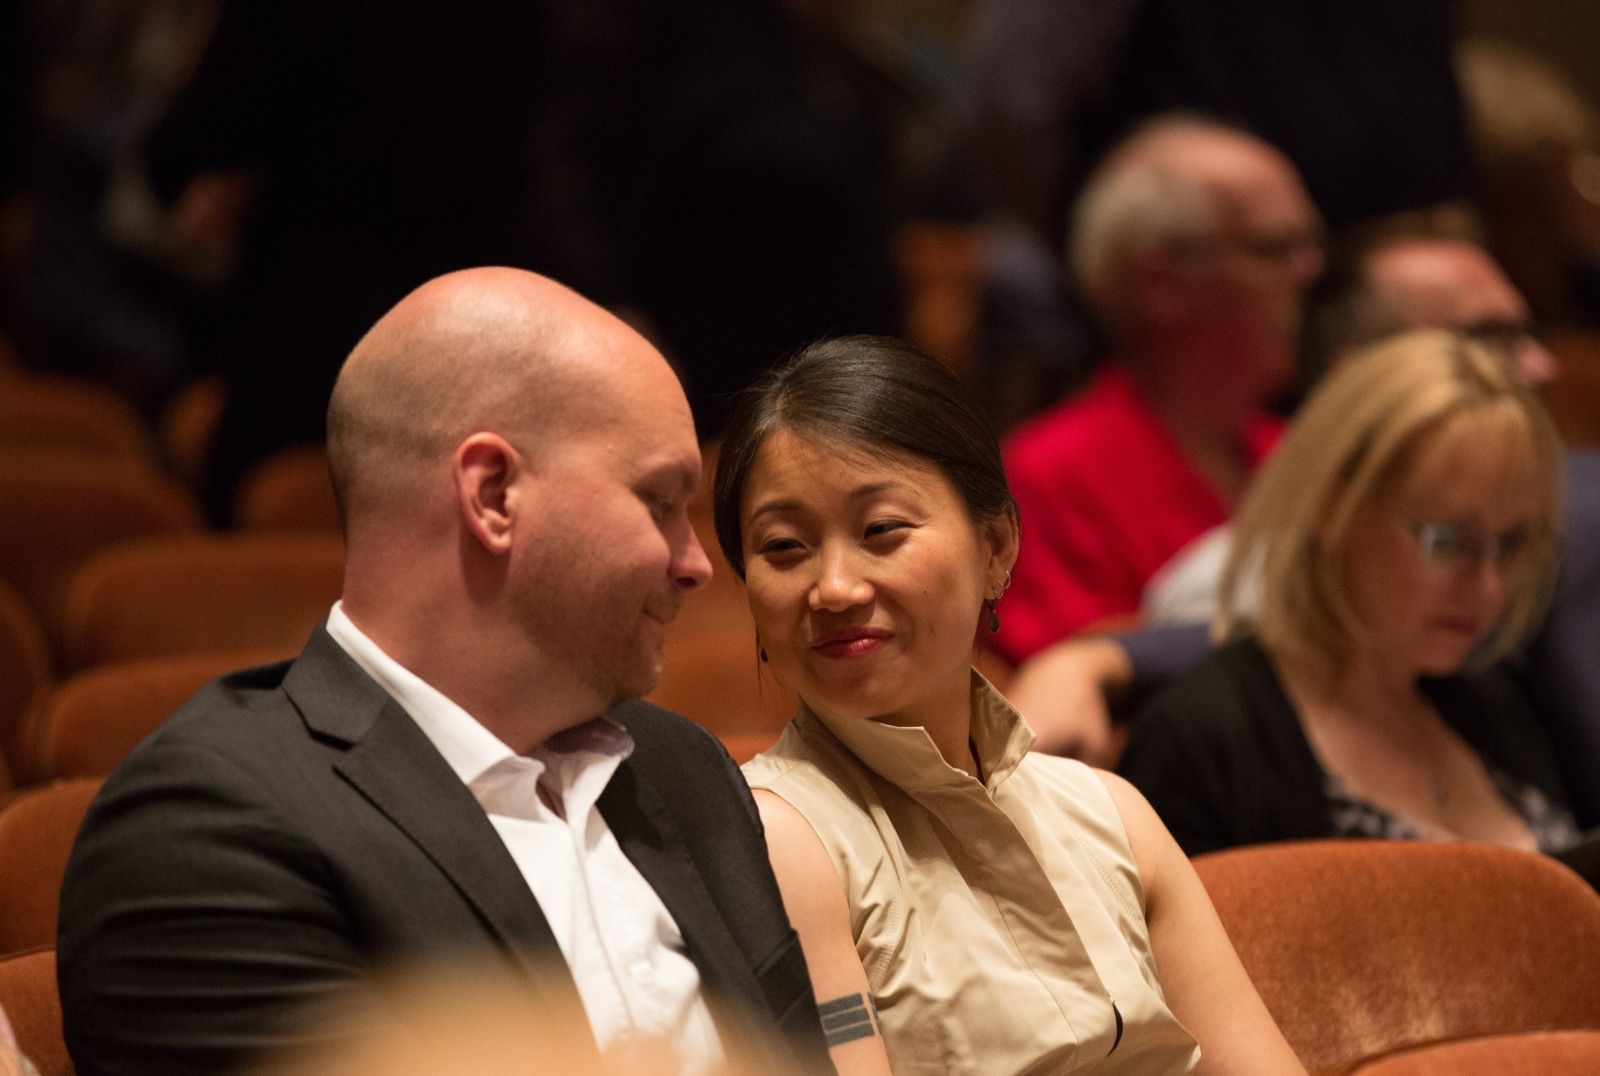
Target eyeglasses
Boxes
[1184,229,1325,265]
[1394,514,1545,576]
[1458,318,1539,362]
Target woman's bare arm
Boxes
[1096,771,1307,1075]
[753,789,894,1076]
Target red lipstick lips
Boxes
[811,626,891,659]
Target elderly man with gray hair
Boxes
[994,116,1323,664]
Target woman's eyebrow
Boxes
[745,481,916,525]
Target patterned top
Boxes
[1325,770,1582,852]
[743,674,1200,1075]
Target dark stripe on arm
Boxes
[818,993,880,1047]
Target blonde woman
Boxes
[1120,330,1579,856]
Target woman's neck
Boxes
[1275,646,1443,756]
[874,667,980,779]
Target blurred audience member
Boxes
[0,1003,39,1076]
[1144,235,1558,621]
[142,0,547,522]
[970,0,1471,252]
[1012,237,1578,764]
[573,0,912,436]
[1304,235,1556,389]
[1460,39,1600,330]
[1118,331,1578,856]
[8,0,215,402]
[967,0,1473,418]
[0,0,27,264]
[251,961,799,1076]
[994,117,1322,661]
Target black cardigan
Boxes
[1118,636,1574,857]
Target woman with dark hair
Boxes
[717,337,1300,1074]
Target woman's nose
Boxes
[1462,551,1512,612]
[809,546,872,611]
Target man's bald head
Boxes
[324,267,709,735]
[327,268,673,530]
[1070,116,1323,326]
[1309,237,1555,385]
[1365,238,1529,336]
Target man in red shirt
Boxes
[996,117,1323,662]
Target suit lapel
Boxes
[282,629,583,995]
[600,757,764,1012]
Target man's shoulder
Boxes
[606,700,752,806]
[609,699,726,763]
[134,656,305,760]
[105,639,374,804]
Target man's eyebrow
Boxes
[638,458,701,494]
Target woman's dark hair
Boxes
[712,335,1017,578]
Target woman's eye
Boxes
[758,536,803,556]
[864,520,910,540]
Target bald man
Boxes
[57,270,829,1076]
[1321,236,1557,387]
[997,117,1324,660]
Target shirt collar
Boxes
[328,596,629,762]
[799,670,1034,796]
[326,602,521,787]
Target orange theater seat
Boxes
[36,650,287,781]
[1348,1029,1600,1074]
[159,375,224,490]
[1193,840,1600,1075]
[0,581,50,786]
[0,373,152,462]
[235,445,341,532]
[648,628,794,757]
[60,532,343,670]
[0,780,101,957]
[0,455,201,641]
[0,948,69,1076]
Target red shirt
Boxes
[995,366,1282,663]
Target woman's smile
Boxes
[810,625,893,659]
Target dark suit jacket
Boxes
[57,627,827,1075]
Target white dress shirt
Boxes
[326,603,725,1072]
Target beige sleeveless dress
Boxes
[742,673,1199,1075]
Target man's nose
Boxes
[1516,339,1560,387]
[674,526,714,590]
[1291,241,1325,288]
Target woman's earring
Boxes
[985,570,1011,633]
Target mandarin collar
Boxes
[797,671,1035,797]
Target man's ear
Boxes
[455,432,522,554]
[1132,244,1196,320]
